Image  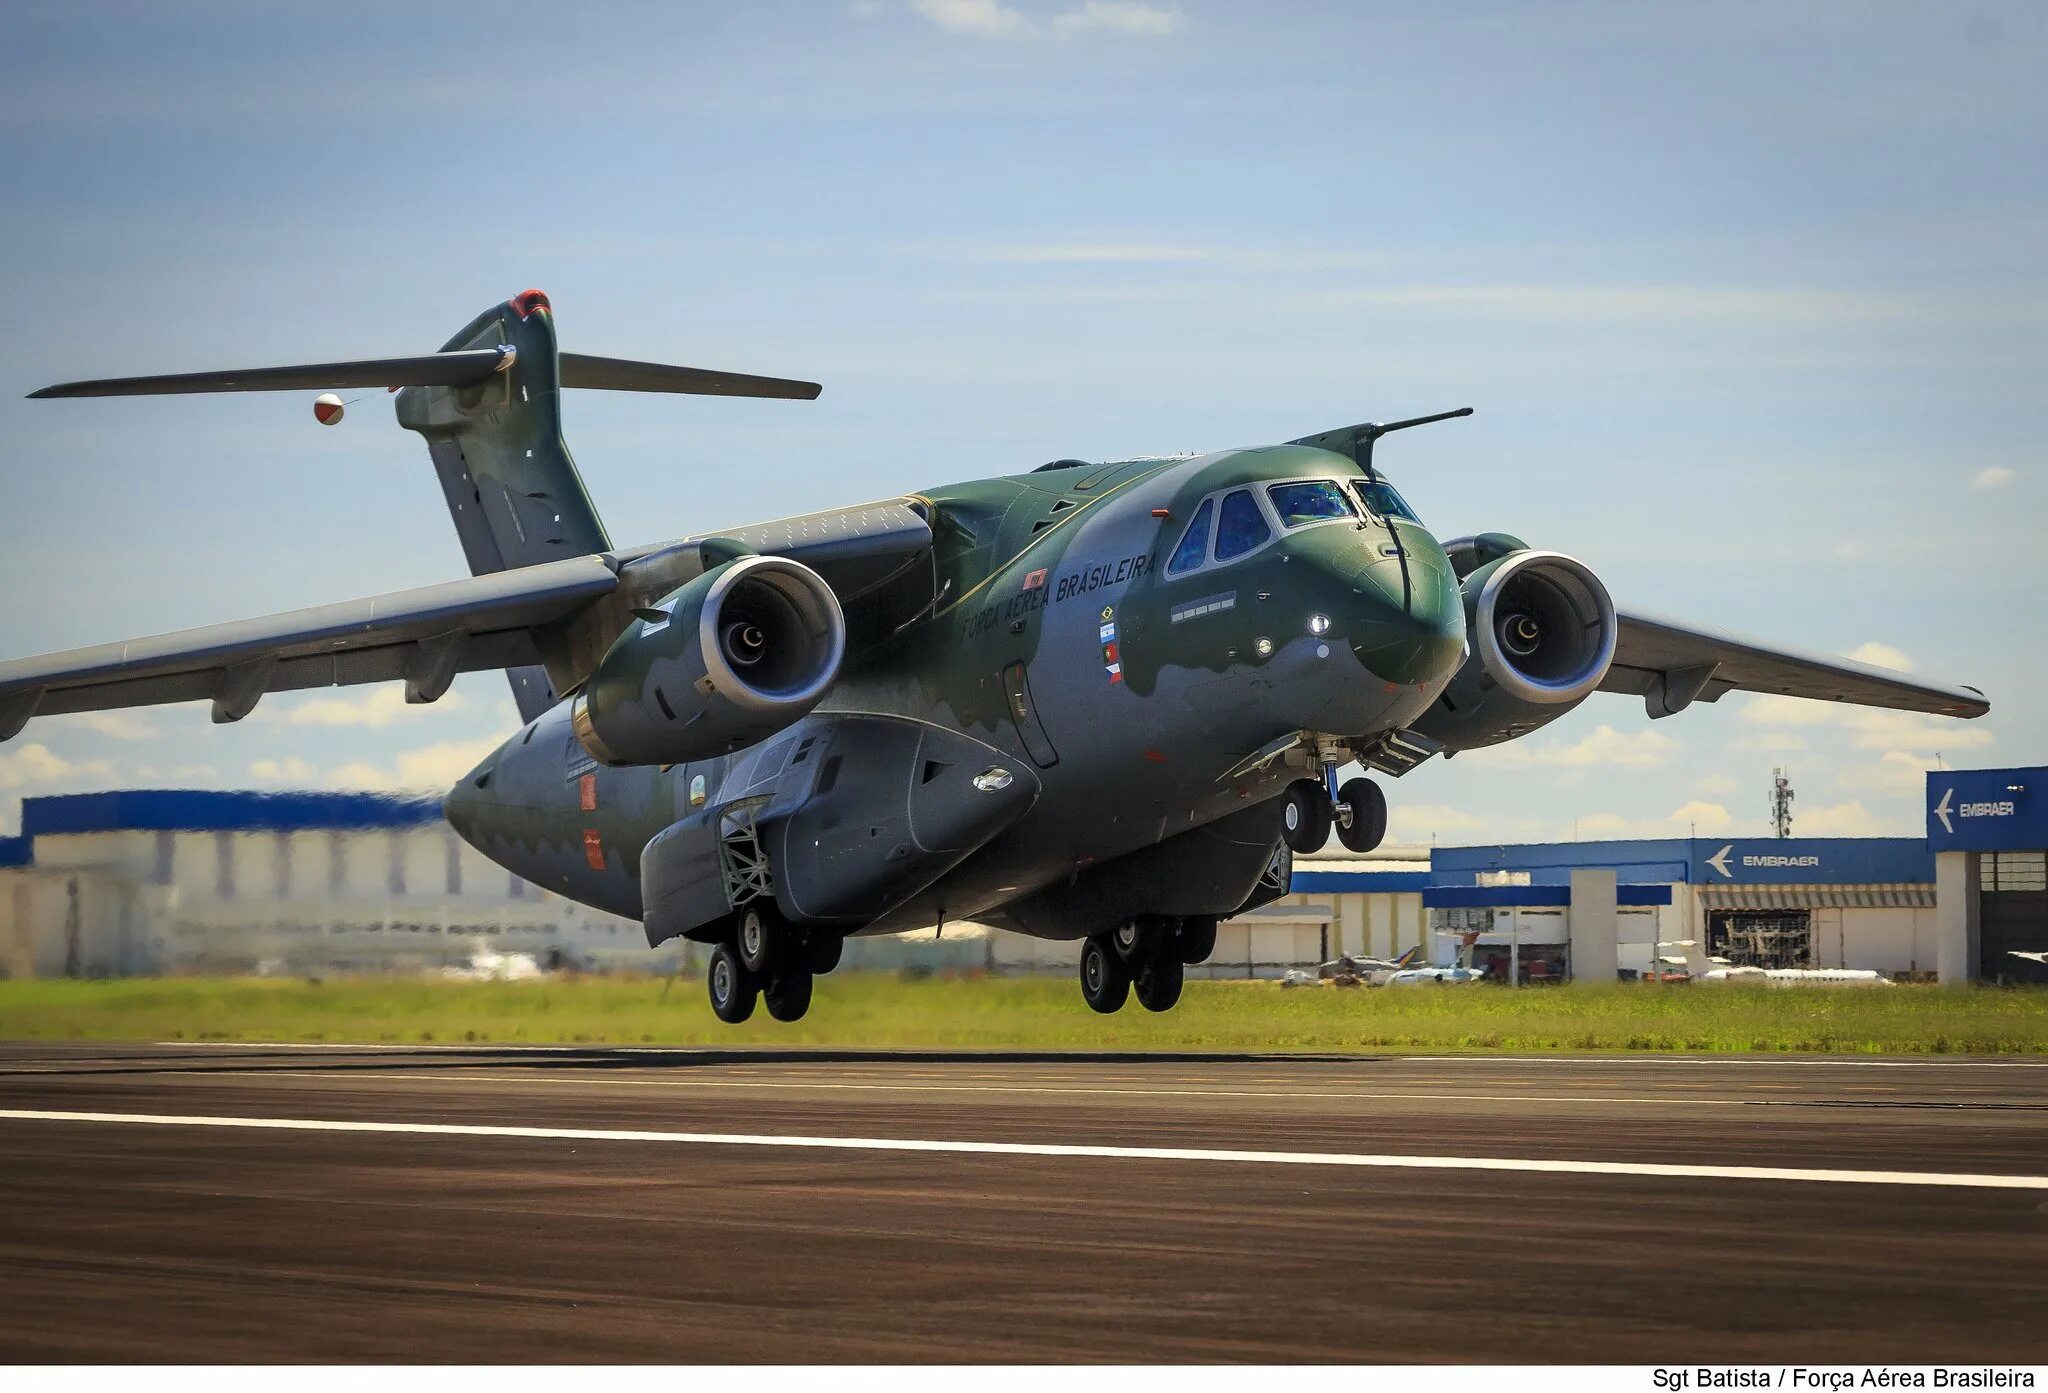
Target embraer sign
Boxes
[1687,838,1930,884]
[1926,767,2047,853]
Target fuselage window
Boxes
[1214,488,1272,561]
[1167,497,1215,575]
[1355,480,1422,524]
[1267,479,1357,529]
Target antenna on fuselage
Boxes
[1351,408,1474,482]
[1290,407,1473,482]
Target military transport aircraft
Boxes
[3,291,1990,1023]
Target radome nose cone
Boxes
[1349,551,1466,685]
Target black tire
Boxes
[1079,936,1131,1014]
[763,968,814,1023]
[735,903,786,974]
[1178,915,1218,965]
[707,943,757,1025]
[805,931,844,975]
[1111,919,1150,963]
[1335,777,1388,853]
[1134,951,1184,1012]
[1280,780,1331,852]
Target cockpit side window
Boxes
[1167,497,1215,575]
[1214,488,1272,561]
[1354,480,1422,524]
[1267,479,1358,529]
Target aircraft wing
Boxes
[0,498,935,741]
[1599,607,1989,720]
[0,556,620,738]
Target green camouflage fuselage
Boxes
[446,444,1466,941]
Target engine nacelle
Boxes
[573,554,846,766]
[1410,547,1617,752]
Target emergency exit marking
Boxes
[582,828,605,870]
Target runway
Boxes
[1,1044,2045,1362]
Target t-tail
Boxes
[29,289,820,722]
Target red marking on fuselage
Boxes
[582,828,605,870]
[579,773,597,812]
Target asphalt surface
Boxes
[1,1043,2046,1363]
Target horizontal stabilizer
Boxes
[29,349,513,398]
[559,352,820,400]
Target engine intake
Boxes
[1411,548,1617,751]
[574,554,845,766]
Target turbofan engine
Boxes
[1410,540,1617,752]
[573,554,846,766]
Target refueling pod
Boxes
[1411,536,1618,751]
[573,553,845,766]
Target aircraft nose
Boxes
[1346,546,1466,686]
[442,749,498,847]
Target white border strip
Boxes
[4,1108,2044,1191]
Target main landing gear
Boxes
[1079,915,1217,1014]
[1282,772,1386,854]
[708,902,842,1024]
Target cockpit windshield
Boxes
[1266,480,1358,529]
[1354,480,1422,524]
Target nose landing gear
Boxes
[1282,772,1387,854]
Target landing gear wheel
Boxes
[1079,936,1131,1013]
[1334,777,1388,853]
[763,967,814,1022]
[736,903,786,974]
[1281,780,1332,853]
[1134,951,1184,1012]
[707,943,757,1025]
[1178,915,1218,965]
[805,932,844,975]
[1111,919,1151,963]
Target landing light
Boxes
[1307,613,1331,636]
[973,767,1014,792]
[1255,637,1274,658]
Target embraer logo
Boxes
[1705,844,1820,879]
[1934,786,2016,835]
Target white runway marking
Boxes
[4,1107,2044,1191]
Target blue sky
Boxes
[1,0,2041,843]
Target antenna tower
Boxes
[1769,768,1795,839]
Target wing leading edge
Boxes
[0,498,934,743]
[1600,607,1989,720]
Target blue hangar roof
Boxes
[19,790,443,839]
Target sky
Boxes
[0,0,2042,846]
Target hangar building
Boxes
[2,765,2041,984]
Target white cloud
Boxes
[1051,2,1181,36]
[1386,803,1488,842]
[1739,693,1840,727]
[1695,773,1739,795]
[955,242,1216,264]
[258,687,463,730]
[1792,800,1897,837]
[1971,466,2014,490]
[326,738,501,794]
[47,710,158,741]
[1331,284,1914,327]
[1845,641,1914,672]
[1480,724,1677,769]
[910,0,1031,36]
[250,756,319,784]
[0,742,116,790]
[1837,749,1946,796]
[1667,800,1734,834]
[132,764,219,784]
[1732,731,1809,753]
[907,0,1180,40]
